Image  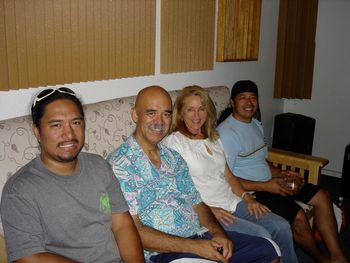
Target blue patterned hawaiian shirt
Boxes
[107,135,202,239]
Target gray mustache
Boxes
[149,124,166,131]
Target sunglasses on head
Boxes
[32,87,76,108]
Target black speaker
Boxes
[272,113,315,155]
[340,144,350,198]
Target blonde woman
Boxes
[163,85,296,262]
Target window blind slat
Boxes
[126,0,135,77]
[4,0,19,88]
[25,0,39,87]
[35,0,48,86]
[45,0,57,85]
[250,0,261,58]
[92,1,102,81]
[138,0,146,75]
[232,0,239,59]
[145,0,155,76]
[53,0,64,85]
[69,0,79,83]
[78,0,88,82]
[100,0,109,81]
[107,0,116,79]
[15,1,29,88]
[0,0,9,90]
[85,0,94,81]
[114,1,122,78]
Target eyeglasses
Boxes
[32,87,76,108]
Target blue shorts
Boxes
[149,230,278,263]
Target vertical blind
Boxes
[161,0,215,74]
[0,0,156,91]
[216,0,261,61]
[274,0,318,99]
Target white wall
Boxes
[0,0,282,145]
[2,1,348,177]
[284,0,350,177]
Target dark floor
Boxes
[295,174,350,262]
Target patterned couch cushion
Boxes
[0,86,230,236]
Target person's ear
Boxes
[32,123,41,143]
[131,107,138,124]
[230,99,235,108]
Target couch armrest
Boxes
[267,147,329,185]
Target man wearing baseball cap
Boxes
[217,80,347,263]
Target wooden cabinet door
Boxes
[216,0,262,62]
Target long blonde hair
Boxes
[171,85,219,141]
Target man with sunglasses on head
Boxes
[0,87,145,262]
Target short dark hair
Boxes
[217,80,260,125]
[230,80,259,100]
[31,88,84,128]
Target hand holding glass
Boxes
[282,171,303,191]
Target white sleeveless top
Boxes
[163,131,241,213]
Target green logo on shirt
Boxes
[100,193,111,213]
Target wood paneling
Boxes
[0,0,156,91]
[161,0,215,73]
[217,0,261,62]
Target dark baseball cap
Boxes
[231,80,259,100]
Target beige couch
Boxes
[0,86,231,262]
[0,85,329,262]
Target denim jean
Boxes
[222,201,298,263]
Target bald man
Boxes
[107,86,279,263]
